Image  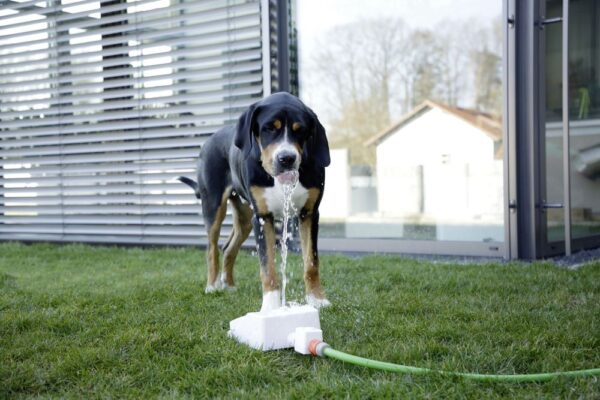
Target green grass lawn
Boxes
[1,242,599,399]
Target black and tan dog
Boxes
[178,92,330,312]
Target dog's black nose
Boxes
[277,152,296,168]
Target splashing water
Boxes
[280,170,298,308]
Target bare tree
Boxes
[312,24,365,115]
[433,21,470,107]
[361,18,410,121]
[468,16,503,116]
[312,19,411,167]
[401,30,443,109]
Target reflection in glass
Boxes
[544,0,565,242]
[298,0,503,242]
[545,0,600,244]
[568,0,600,240]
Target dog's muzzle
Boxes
[273,147,300,184]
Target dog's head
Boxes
[234,92,330,182]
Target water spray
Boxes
[279,172,298,308]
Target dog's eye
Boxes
[272,120,282,130]
[265,120,282,133]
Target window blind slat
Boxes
[0,33,260,72]
[1,136,206,158]
[0,12,260,60]
[0,58,262,92]
[0,1,258,46]
[2,97,260,129]
[2,129,206,149]
[2,115,237,137]
[2,83,262,120]
[0,0,154,24]
[0,234,230,247]
[1,46,261,84]
[1,148,203,169]
[1,160,193,175]
[2,193,196,206]
[0,75,261,108]
[1,182,197,196]
[1,206,200,216]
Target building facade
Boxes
[1,0,598,259]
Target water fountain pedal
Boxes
[228,305,321,351]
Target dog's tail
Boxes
[177,176,201,199]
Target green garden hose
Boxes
[309,340,600,382]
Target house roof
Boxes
[364,100,503,147]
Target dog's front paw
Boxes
[205,283,221,294]
[306,293,331,309]
[219,274,236,292]
[222,284,237,292]
[205,278,225,294]
[260,290,281,313]
[205,276,237,294]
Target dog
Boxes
[178,92,331,312]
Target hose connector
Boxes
[308,339,330,357]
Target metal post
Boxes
[562,0,572,255]
[512,0,543,259]
[504,0,517,259]
[276,0,290,93]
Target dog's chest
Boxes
[261,182,309,218]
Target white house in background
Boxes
[366,100,504,241]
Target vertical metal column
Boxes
[562,0,572,255]
[512,0,544,259]
[276,0,290,93]
[504,0,517,259]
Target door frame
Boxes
[507,0,600,259]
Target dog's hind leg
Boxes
[203,190,229,293]
[221,196,253,289]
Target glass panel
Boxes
[568,0,600,241]
[544,0,565,243]
[297,0,504,242]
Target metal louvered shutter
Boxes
[0,0,281,246]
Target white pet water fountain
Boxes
[228,304,322,353]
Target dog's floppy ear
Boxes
[234,103,259,158]
[305,108,330,168]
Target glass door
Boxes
[542,0,600,256]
